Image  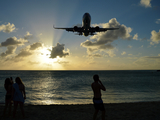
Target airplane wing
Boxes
[53,26,74,32]
[53,25,119,36]
[53,25,83,33]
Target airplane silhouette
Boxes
[53,13,119,37]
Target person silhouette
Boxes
[91,74,106,120]
[3,78,13,116]
[12,77,26,118]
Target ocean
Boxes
[0,70,160,105]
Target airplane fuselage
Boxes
[82,13,91,36]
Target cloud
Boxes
[54,60,69,64]
[133,33,138,40]
[28,61,40,65]
[156,19,160,24]
[81,18,132,56]
[134,57,149,66]
[121,51,126,55]
[145,56,160,59]
[0,32,34,47]
[15,48,32,58]
[15,42,44,58]
[105,50,116,57]
[30,42,42,50]
[0,37,28,47]
[87,48,98,54]
[81,18,132,47]
[0,46,17,57]
[24,31,33,40]
[98,44,115,49]
[150,30,160,45]
[86,44,114,55]
[88,53,103,58]
[50,43,69,58]
[133,55,160,68]
[140,0,152,8]
[0,23,16,33]
[128,45,132,48]
[0,31,35,49]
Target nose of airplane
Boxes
[83,13,91,20]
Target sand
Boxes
[1,101,160,120]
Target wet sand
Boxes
[1,101,160,120]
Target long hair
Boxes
[15,77,24,85]
[4,78,12,91]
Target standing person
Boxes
[3,78,13,116]
[91,74,106,120]
[12,77,26,118]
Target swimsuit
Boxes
[93,97,105,111]
[5,85,12,102]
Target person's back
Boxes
[6,85,12,94]
[18,84,25,94]
[91,74,106,120]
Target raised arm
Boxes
[98,80,106,91]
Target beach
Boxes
[1,101,160,120]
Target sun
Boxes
[39,47,57,63]
[33,47,65,70]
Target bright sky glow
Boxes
[0,0,160,70]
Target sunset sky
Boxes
[0,0,160,70]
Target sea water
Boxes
[0,70,160,105]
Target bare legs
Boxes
[3,102,12,116]
[8,103,12,116]
[20,103,25,118]
[93,109,105,120]
[13,101,18,118]
[13,101,25,118]
[101,110,105,120]
[93,109,99,120]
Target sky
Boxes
[0,0,160,70]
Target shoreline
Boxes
[1,100,160,106]
[1,101,160,120]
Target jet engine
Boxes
[74,26,78,31]
[95,26,99,31]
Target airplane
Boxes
[53,13,119,37]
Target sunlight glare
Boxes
[40,47,57,63]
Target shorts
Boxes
[93,98,105,111]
